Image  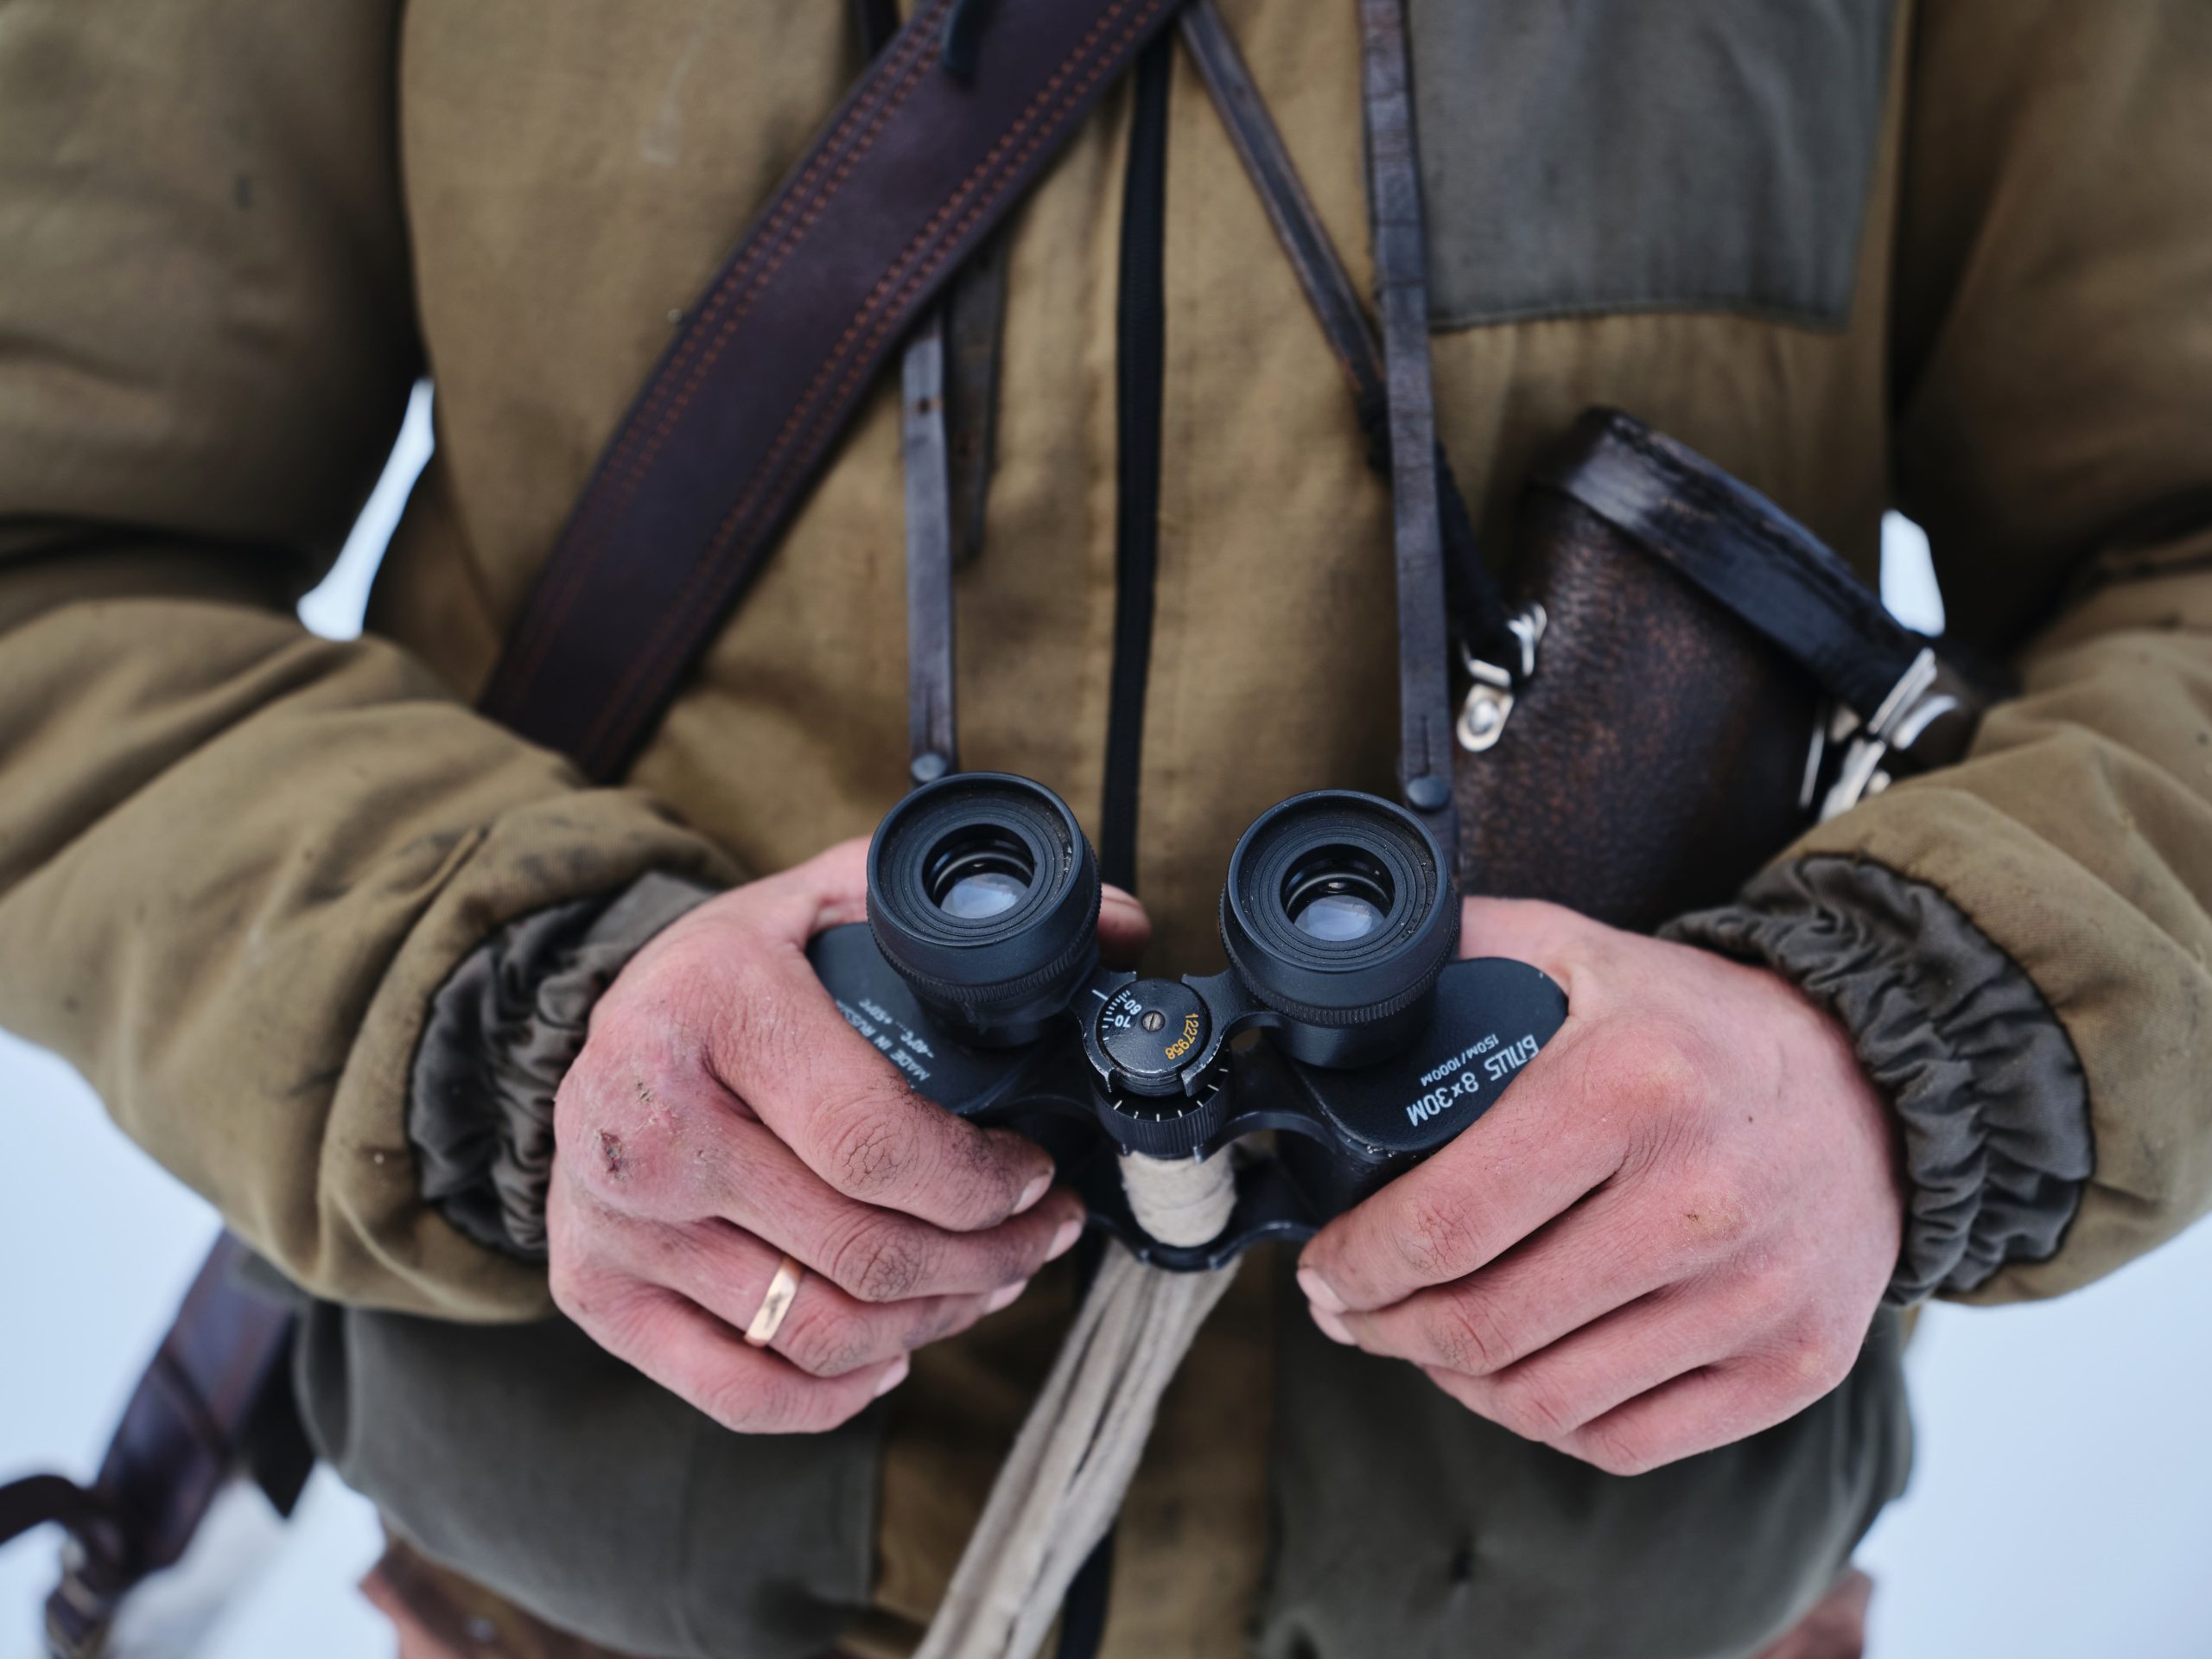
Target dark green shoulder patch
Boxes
[1408,0,1896,332]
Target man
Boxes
[3,2,2207,1656]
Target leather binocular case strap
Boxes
[1360,0,1458,861]
[480,0,1188,780]
[1185,0,1511,863]
[1530,411,1986,777]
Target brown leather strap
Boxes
[901,310,961,781]
[1180,0,1508,671]
[6,1234,307,1656]
[365,1536,641,1659]
[1357,0,1459,858]
[0,1477,121,1557]
[943,232,1010,571]
[1180,1,1387,444]
[855,0,966,785]
[480,0,1186,778]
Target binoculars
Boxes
[806,773,1567,1268]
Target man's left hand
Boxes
[1297,896,1904,1476]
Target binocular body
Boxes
[806,773,1567,1268]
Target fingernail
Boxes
[1014,1172,1052,1215]
[1310,1303,1354,1346]
[1046,1218,1083,1262]
[1297,1266,1346,1315]
[874,1356,911,1398]
[986,1278,1029,1314]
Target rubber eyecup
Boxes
[867,772,1102,1046]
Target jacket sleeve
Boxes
[1685,0,2212,1305]
[0,2,739,1319]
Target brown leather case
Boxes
[1454,410,1982,934]
[1457,480,1817,933]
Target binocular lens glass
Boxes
[867,773,1103,1046]
[1220,791,1459,1058]
[927,829,1036,919]
[1284,848,1394,942]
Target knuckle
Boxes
[545,1249,596,1323]
[1427,1292,1516,1376]
[988,1218,1052,1283]
[1776,1306,1860,1395]
[1627,1024,1707,1119]
[1490,1374,1578,1442]
[1672,1187,1753,1256]
[783,1301,875,1378]
[825,1106,918,1202]
[698,1369,785,1434]
[831,1217,933,1303]
[931,1123,1018,1227]
[1574,1421,1659,1477]
[1394,1194,1478,1284]
[917,1296,979,1349]
[561,1055,692,1211]
[550,1261,654,1357]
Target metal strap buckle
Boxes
[1455,603,1547,753]
[1802,647,1965,822]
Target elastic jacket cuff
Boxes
[408,872,720,1259]
[1664,855,2091,1305]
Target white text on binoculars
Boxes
[834,996,936,1085]
[1403,1033,1540,1125]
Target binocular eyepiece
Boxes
[867,775,1105,1048]
[810,771,1566,1268]
[868,773,1459,1064]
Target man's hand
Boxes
[1298,897,1903,1476]
[546,838,1152,1434]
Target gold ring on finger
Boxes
[744,1254,805,1348]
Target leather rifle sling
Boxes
[480,0,1190,779]
[0,1234,310,1658]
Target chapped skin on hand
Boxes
[1298,893,1903,1478]
[546,838,1096,1437]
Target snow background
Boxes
[3,389,2209,1656]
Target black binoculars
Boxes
[805,773,1567,1269]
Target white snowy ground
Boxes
[3,396,2208,1656]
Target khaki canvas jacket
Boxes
[3,1,2210,1653]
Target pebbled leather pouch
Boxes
[1453,409,1986,932]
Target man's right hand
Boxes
[546,837,1152,1433]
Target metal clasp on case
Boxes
[1456,603,1548,753]
[1802,647,1966,822]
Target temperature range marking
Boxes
[833,996,935,1085]
[1402,1033,1540,1126]
[1162,1011,1202,1063]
